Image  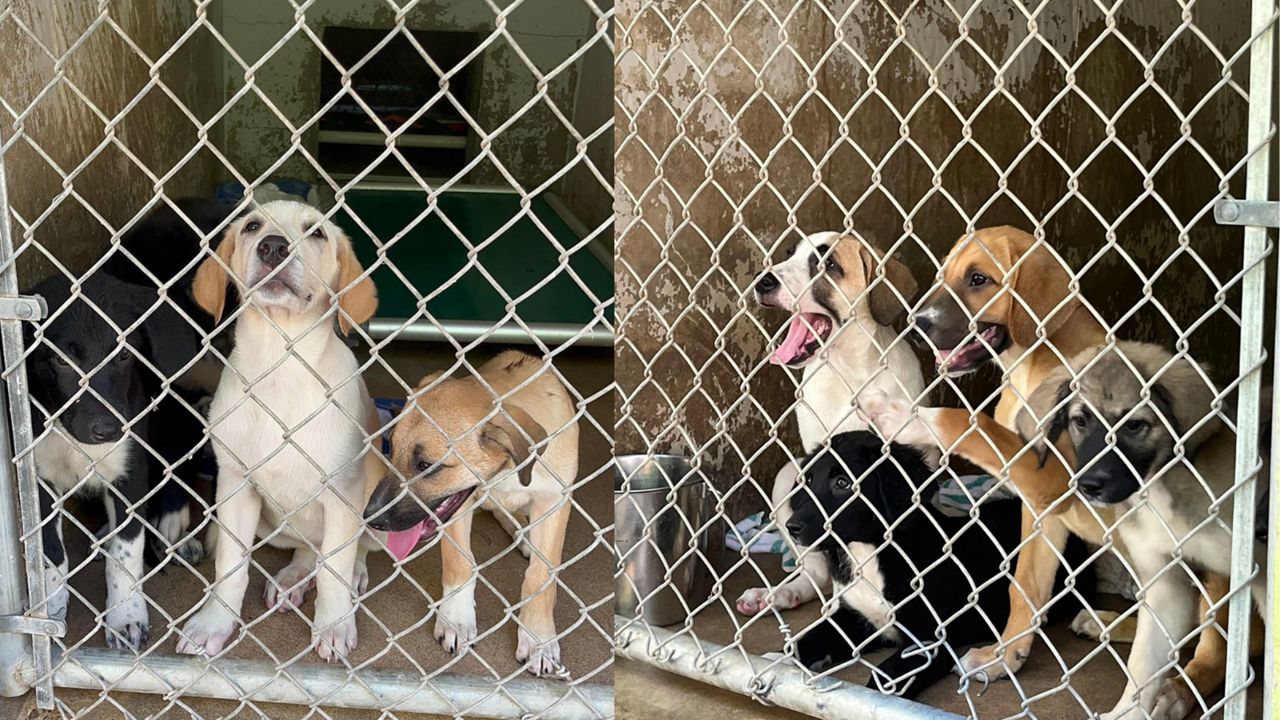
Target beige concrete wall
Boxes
[213,0,604,205]
[615,0,1256,516]
[0,1,223,287]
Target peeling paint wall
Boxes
[0,1,223,286]
[615,0,1257,517]
[213,0,605,214]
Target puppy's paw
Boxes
[862,397,935,446]
[177,605,237,657]
[1151,679,1196,720]
[434,589,478,654]
[175,537,205,565]
[43,563,69,621]
[314,615,358,663]
[735,586,800,615]
[351,558,370,598]
[264,565,315,613]
[1069,609,1106,640]
[156,506,191,548]
[104,593,150,651]
[517,628,566,679]
[956,639,1030,682]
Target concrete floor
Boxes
[3,344,612,719]
[616,552,1266,719]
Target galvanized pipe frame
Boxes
[1224,2,1277,719]
[40,647,613,720]
[614,616,963,720]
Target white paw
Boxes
[104,591,150,650]
[314,614,358,663]
[43,563,69,620]
[264,564,315,613]
[735,586,800,615]
[351,557,369,598]
[157,506,191,547]
[955,642,1026,682]
[177,604,237,657]
[517,627,566,679]
[862,396,934,446]
[1069,609,1105,640]
[434,592,477,654]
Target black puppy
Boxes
[27,272,206,650]
[788,431,1090,698]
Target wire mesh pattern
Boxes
[0,1,614,718]
[615,1,1277,718]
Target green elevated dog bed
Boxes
[334,187,612,346]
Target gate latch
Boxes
[0,294,46,322]
[1215,199,1280,228]
[0,614,65,638]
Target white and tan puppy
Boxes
[178,200,380,662]
[737,231,924,614]
[363,351,578,678]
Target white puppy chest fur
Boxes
[34,421,133,492]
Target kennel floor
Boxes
[17,345,612,719]
[613,552,1264,719]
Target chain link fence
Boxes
[0,1,614,718]
[615,1,1277,718]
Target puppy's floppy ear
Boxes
[1007,236,1078,348]
[335,231,378,336]
[1016,373,1073,468]
[859,242,918,326]
[1144,347,1221,454]
[192,229,238,323]
[481,405,547,486]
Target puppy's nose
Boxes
[914,315,933,336]
[363,475,399,527]
[785,517,806,538]
[756,272,780,294]
[909,314,933,349]
[256,235,289,267]
[89,418,123,443]
[1077,473,1106,497]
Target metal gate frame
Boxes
[612,0,1280,718]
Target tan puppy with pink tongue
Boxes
[363,351,578,678]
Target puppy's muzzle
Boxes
[256,235,289,268]
[363,475,424,532]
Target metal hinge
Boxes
[0,615,65,638]
[0,294,46,322]
[1215,198,1280,228]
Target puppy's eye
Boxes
[244,220,261,233]
[1071,415,1087,429]
[52,353,71,367]
[112,352,132,366]
[1123,419,1148,433]
[968,272,989,287]
[310,227,325,240]
[414,459,432,475]
[834,475,852,491]
[825,257,840,272]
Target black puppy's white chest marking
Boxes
[33,423,132,492]
[835,541,902,642]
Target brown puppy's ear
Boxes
[1144,346,1221,455]
[1007,241,1078,348]
[1016,374,1073,468]
[859,243,918,326]
[482,405,547,486]
[335,232,378,335]
[192,232,238,323]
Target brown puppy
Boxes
[363,350,579,678]
[866,227,1250,710]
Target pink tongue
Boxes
[771,316,816,365]
[386,521,427,561]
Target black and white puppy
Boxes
[788,431,1090,698]
[27,272,205,650]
